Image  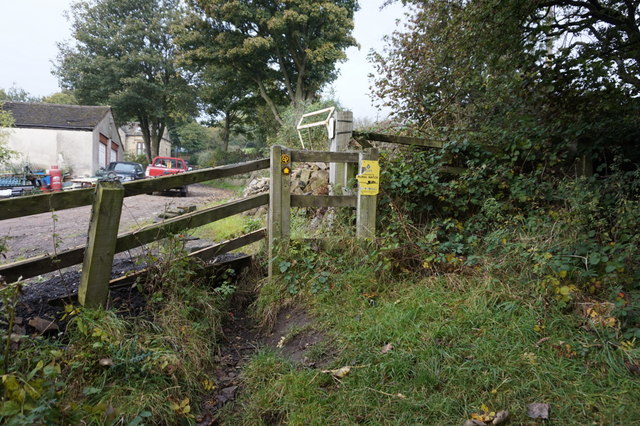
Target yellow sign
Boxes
[356,160,380,195]
[283,166,291,175]
[281,154,290,164]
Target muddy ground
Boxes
[1,182,328,424]
[0,183,234,264]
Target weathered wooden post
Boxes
[329,110,353,195]
[268,145,292,278]
[356,148,379,239]
[78,180,124,307]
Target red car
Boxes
[145,156,189,196]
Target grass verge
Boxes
[225,242,640,425]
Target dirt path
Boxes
[0,184,235,265]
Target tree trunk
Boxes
[256,78,284,125]
[223,113,231,152]
[139,117,153,163]
[138,117,165,161]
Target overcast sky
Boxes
[0,0,407,120]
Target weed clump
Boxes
[0,237,231,424]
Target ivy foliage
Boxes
[372,1,640,337]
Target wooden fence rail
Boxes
[352,131,445,149]
[0,159,270,307]
[0,158,270,220]
[0,193,269,283]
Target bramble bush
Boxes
[376,139,640,339]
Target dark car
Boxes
[98,162,145,182]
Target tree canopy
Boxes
[372,0,640,162]
[56,0,197,161]
[530,0,640,93]
[176,0,359,124]
[0,102,16,166]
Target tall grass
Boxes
[225,238,640,425]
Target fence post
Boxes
[329,110,353,195]
[78,180,124,307]
[356,148,379,239]
[268,145,291,278]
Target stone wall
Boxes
[243,162,332,217]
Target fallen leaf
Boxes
[221,385,238,400]
[470,404,497,423]
[322,366,351,379]
[28,317,59,334]
[535,337,550,346]
[201,378,216,391]
[527,403,549,419]
[625,361,640,376]
[463,420,486,426]
[381,343,394,354]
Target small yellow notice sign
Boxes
[356,160,380,195]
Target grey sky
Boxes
[0,0,407,120]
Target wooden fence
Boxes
[0,110,411,307]
[0,158,270,307]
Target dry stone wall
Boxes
[243,162,332,217]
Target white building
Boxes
[119,122,171,159]
[1,102,122,177]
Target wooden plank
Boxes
[0,194,269,282]
[0,246,85,283]
[353,131,444,149]
[108,231,265,290]
[123,158,270,196]
[290,150,359,164]
[291,195,357,208]
[268,145,291,278]
[356,148,379,239]
[56,254,254,301]
[115,194,269,252]
[189,228,266,262]
[0,158,269,220]
[0,188,94,221]
[329,110,353,194]
[78,181,125,307]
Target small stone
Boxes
[462,420,486,426]
[492,410,509,425]
[527,403,549,419]
[99,358,114,367]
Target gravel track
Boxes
[0,184,235,265]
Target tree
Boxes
[56,0,197,162]
[0,102,16,166]
[199,65,260,151]
[0,86,41,102]
[170,120,210,154]
[42,91,79,105]
[530,1,640,93]
[177,0,358,124]
[372,0,640,160]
